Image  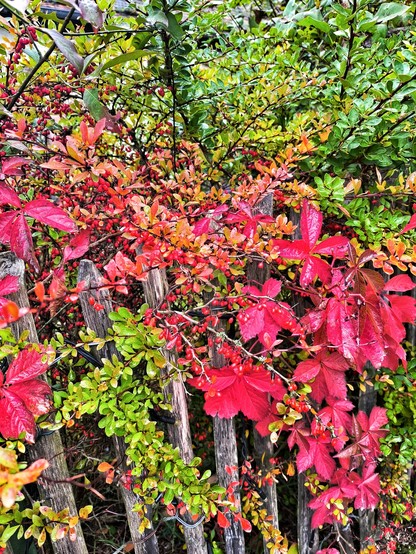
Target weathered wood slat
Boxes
[247,192,279,553]
[209,318,245,554]
[286,209,317,554]
[142,267,208,554]
[77,260,159,554]
[0,252,88,554]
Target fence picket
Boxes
[0,252,88,554]
[77,259,159,554]
[141,267,208,554]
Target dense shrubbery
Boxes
[0,1,415,553]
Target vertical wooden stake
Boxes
[247,192,279,553]
[0,253,88,554]
[142,268,208,554]
[77,260,159,554]
[209,318,245,554]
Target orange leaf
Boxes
[240,517,252,532]
[217,511,231,529]
[97,462,113,473]
[0,301,19,322]
[34,282,45,302]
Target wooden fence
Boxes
[1,241,415,554]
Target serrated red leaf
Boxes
[0,211,17,245]
[383,274,415,292]
[24,199,77,233]
[0,349,52,443]
[388,294,416,324]
[0,183,22,207]
[6,349,49,385]
[10,214,38,269]
[189,365,274,420]
[0,275,19,296]
[293,351,349,403]
[62,229,90,263]
[1,157,30,177]
[6,380,51,416]
[353,464,381,510]
[309,439,336,480]
[325,297,358,364]
[274,201,348,286]
[0,393,36,443]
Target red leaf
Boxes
[401,213,416,234]
[0,275,19,296]
[301,200,322,247]
[274,201,348,286]
[293,351,349,403]
[388,294,416,324]
[383,274,415,292]
[7,380,51,416]
[10,214,38,270]
[0,183,22,207]
[24,199,77,233]
[6,348,49,385]
[1,157,30,177]
[318,396,354,434]
[309,439,337,480]
[62,229,90,263]
[0,393,36,443]
[0,211,17,244]
[240,517,252,533]
[189,365,274,420]
[217,511,231,529]
[353,464,381,510]
[193,218,211,236]
[0,349,52,443]
[325,298,358,364]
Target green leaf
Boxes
[375,3,410,23]
[83,88,121,134]
[40,28,84,74]
[297,15,331,33]
[166,12,184,40]
[100,50,151,72]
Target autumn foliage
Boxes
[0,0,416,552]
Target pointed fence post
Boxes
[141,267,208,554]
[77,260,159,554]
[247,192,279,553]
[0,252,88,554]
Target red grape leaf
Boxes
[5,348,49,385]
[293,350,349,403]
[62,229,90,263]
[0,183,22,207]
[383,274,416,292]
[0,211,17,244]
[24,199,77,233]
[0,275,19,296]
[274,201,349,287]
[189,366,274,420]
[10,214,39,271]
[0,392,37,443]
[353,463,381,510]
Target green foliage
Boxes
[55,307,223,522]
